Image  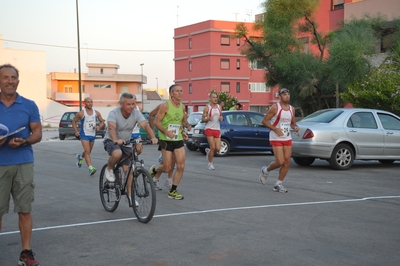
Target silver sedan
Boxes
[291,108,400,170]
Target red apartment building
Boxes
[174,0,400,113]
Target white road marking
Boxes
[1,195,399,236]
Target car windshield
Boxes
[302,109,343,123]
[188,113,202,125]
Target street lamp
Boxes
[76,0,82,111]
[140,63,144,112]
[156,77,158,95]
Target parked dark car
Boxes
[292,108,400,170]
[58,111,106,140]
[185,111,203,151]
[137,111,159,140]
[192,111,272,156]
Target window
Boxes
[221,35,230,46]
[299,37,309,54]
[189,83,193,94]
[94,84,111,89]
[189,61,192,72]
[220,59,230,70]
[332,0,344,10]
[236,82,240,93]
[249,113,265,128]
[249,60,266,70]
[100,68,104,74]
[236,38,240,46]
[347,112,377,129]
[236,59,240,70]
[221,82,230,92]
[189,38,192,49]
[249,83,270,92]
[378,113,400,130]
[64,85,72,93]
[225,114,248,126]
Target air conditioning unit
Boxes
[275,92,279,98]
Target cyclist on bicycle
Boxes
[103,93,157,205]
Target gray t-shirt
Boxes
[104,107,145,144]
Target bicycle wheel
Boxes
[99,164,120,212]
[131,167,156,223]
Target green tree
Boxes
[209,89,238,110]
[234,0,399,115]
[341,62,400,116]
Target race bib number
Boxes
[167,124,180,140]
[84,118,96,132]
[280,123,290,137]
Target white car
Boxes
[292,108,400,170]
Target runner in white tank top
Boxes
[258,88,300,193]
[202,93,223,170]
[72,97,105,176]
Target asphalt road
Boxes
[1,135,400,266]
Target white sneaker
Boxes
[164,179,172,190]
[128,196,139,207]
[259,166,268,185]
[105,169,115,182]
[153,178,162,191]
[207,163,215,170]
[273,184,288,193]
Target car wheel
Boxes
[59,134,65,140]
[186,144,198,151]
[378,160,395,164]
[329,143,354,170]
[216,139,230,157]
[199,147,207,155]
[293,157,315,166]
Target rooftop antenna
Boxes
[177,6,179,27]
[245,9,252,22]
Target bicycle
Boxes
[99,138,156,223]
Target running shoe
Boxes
[19,249,40,266]
[105,169,115,182]
[153,178,162,190]
[168,190,184,200]
[207,163,215,170]
[149,165,156,177]
[273,184,288,193]
[76,154,83,168]
[259,166,268,185]
[164,179,172,190]
[89,166,97,176]
[127,196,139,207]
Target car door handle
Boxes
[386,132,393,135]
[349,130,357,132]
[255,130,260,134]
[229,128,235,131]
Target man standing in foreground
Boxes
[0,64,42,266]
[72,97,105,176]
[152,84,191,200]
[259,88,299,193]
[202,93,223,170]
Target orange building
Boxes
[174,0,400,113]
[47,63,147,108]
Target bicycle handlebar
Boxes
[129,138,152,145]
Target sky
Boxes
[0,0,264,89]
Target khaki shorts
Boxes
[0,163,35,216]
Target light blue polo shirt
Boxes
[0,93,41,166]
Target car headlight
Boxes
[194,129,200,134]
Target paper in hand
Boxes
[0,126,26,140]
